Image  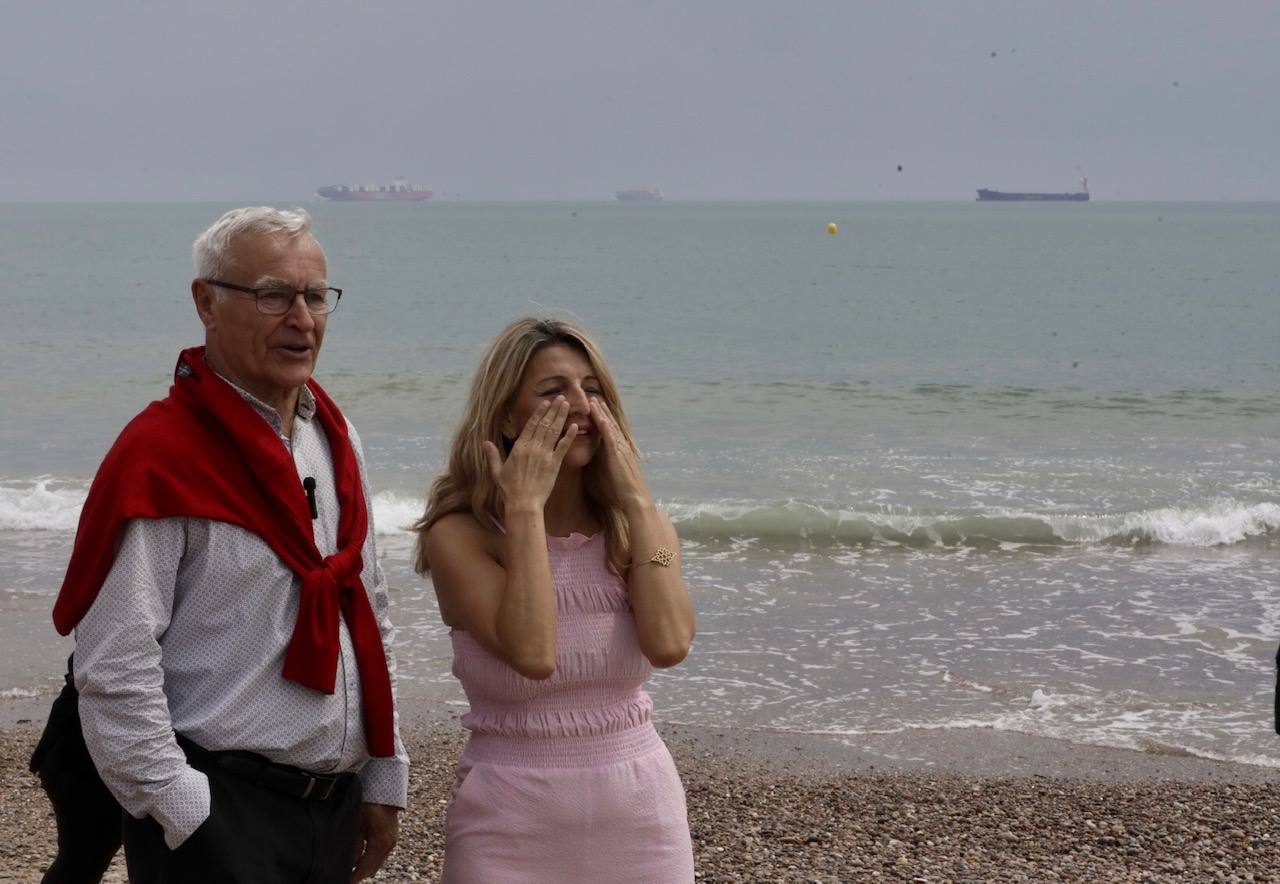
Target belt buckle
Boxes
[301,774,337,801]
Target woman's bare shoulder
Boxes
[426,511,503,562]
[425,511,506,628]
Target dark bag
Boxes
[29,659,123,883]
[29,670,81,774]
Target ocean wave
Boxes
[0,479,424,538]
[0,687,43,699]
[5,480,1275,549]
[0,478,86,531]
[371,491,423,536]
[665,498,1280,548]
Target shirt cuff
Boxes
[148,766,211,849]
[358,757,409,808]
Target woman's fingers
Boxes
[589,398,614,442]
[552,421,578,463]
[591,400,642,491]
[591,399,628,454]
[520,398,571,449]
[543,398,570,447]
[596,398,620,432]
[482,440,503,481]
[519,399,555,446]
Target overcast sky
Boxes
[3,1,1277,201]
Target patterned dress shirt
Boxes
[74,379,409,849]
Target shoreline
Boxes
[4,699,1279,881]
[5,694,1277,784]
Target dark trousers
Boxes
[29,674,123,884]
[122,740,363,884]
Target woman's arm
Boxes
[426,398,576,680]
[625,504,695,668]
[589,398,696,667]
[426,511,558,679]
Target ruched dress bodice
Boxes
[451,531,653,747]
[440,532,694,883]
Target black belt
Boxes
[176,735,354,802]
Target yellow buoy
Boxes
[827,222,838,235]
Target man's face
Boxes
[194,232,329,410]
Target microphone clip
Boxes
[302,477,318,520]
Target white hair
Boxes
[192,206,314,281]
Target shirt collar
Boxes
[204,361,315,432]
[295,386,317,421]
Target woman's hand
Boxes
[484,397,576,512]
[589,398,653,514]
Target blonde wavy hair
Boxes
[413,317,640,577]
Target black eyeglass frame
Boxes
[203,279,343,315]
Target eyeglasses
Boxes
[204,280,342,315]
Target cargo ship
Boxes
[615,187,662,202]
[977,177,1089,202]
[316,179,432,202]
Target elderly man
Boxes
[49,207,407,883]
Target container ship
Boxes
[977,177,1089,202]
[316,179,432,202]
[615,187,662,202]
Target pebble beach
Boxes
[3,701,1279,883]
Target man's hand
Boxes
[350,802,400,882]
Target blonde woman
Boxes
[414,317,696,881]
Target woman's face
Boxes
[503,343,603,470]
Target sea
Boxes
[1,200,1277,768]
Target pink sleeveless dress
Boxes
[441,532,694,883]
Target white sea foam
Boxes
[0,478,86,531]
[0,687,42,699]
[939,689,1280,768]
[1040,500,1280,547]
[704,706,1280,769]
[774,689,1280,769]
[0,479,424,538]
[371,491,422,536]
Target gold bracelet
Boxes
[633,547,676,567]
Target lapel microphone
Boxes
[302,477,318,520]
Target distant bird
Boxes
[990,50,997,57]
[897,165,903,172]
